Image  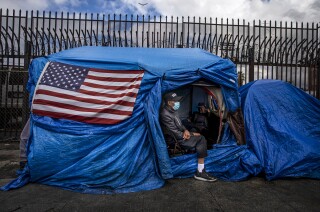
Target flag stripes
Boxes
[32,62,144,124]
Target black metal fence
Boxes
[1,9,319,140]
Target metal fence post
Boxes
[248,47,255,82]
[317,48,320,99]
[21,41,32,127]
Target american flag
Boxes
[32,61,144,125]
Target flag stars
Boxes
[41,62,89,91]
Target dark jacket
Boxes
[160,105,186,142]
[194,112,209,130]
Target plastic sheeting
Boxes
[3,47,257,193]
[2,47,318,194]
[239,80,320,180]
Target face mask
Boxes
[173,102,180,110]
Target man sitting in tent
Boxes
[160,92,217,182]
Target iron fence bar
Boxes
[176,16,179,47]
[5,9,9,67]
[284,21,288,82]
[274,20,278,80]
[244,19,248,83]
[317,48,320,99]
[300,22,303,88]
[22,41,32,130]
[53,11,57,53]
[305,22,309,91]
[153,15,156,48]
[0,9,2,70]
[60,12,64,50]
[17,10,21,70]
[257,20,261,79]
[11,10,15,62]
[317,23,319,99]
[252,19,256,81]
[35,11,39,55]
[311,23,315,94]
[186,16,189,48]
[278,23,283,79]
[294,22,298,86]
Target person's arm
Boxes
[174,115,191,140]
[160,112,185,140]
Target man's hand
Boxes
[183,130,191,140]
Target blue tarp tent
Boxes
[239,80,320,180]
[1,47,319,194]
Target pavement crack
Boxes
[207,187,224,212]
[9,206,21,212]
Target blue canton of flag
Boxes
[40,62,89,91]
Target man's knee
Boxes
[192,135,207,148]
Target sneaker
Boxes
[194,169,218,182]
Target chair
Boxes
[166,132,187,157]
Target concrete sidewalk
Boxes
[1,142,320,211]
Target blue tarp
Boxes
[1,47,319,193]
[239,80,320,180]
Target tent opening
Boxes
[160,80,229,157]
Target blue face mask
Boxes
[173,102,180,110]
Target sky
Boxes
[1,0,319,23]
